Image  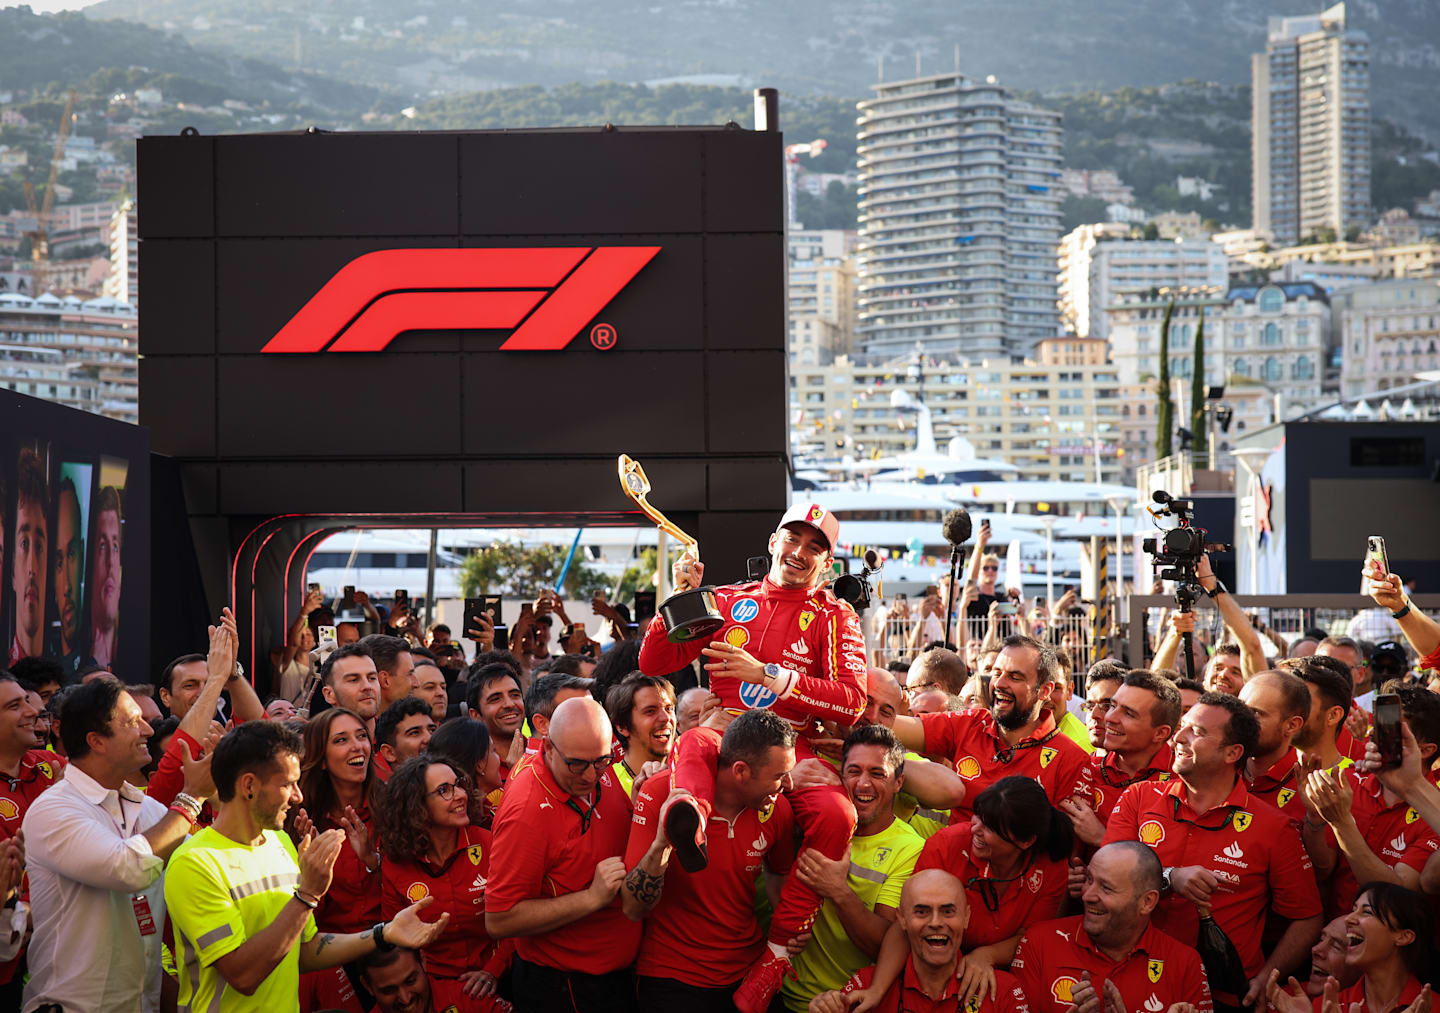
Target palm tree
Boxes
[1156,300,1176,457]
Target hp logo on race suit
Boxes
[731,599,760,623]
[738,681,779,709]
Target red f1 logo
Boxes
[261,246,660,353]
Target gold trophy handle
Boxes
[617,454,699,558]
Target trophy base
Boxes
[661,587,726,644]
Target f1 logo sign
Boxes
[261,246,660,353]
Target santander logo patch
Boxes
[262,246,660,353]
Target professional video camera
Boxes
[1143,489,1233,678]
[750,550,883,613]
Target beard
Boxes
[995,698,1039,731]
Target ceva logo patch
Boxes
[261,246,660,353]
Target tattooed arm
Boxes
[621,834,671,921]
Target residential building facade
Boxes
[1333,277,1440,397]
[1252,2,1370,246]
[855,72,1063,360]
[0,291,138,423]
[790,338,1126,485]
[104,198,137,307]
[1057,224,1228,339]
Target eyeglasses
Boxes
[427,775,470,800]
[905,681,942,697]
[550,743,613,777]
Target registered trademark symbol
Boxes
[590,323,617,350]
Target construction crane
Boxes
[784,138,827,230]
[22,88,77,296]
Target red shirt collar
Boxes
[899,952,960,1005]
[1248,750,1298,792]
[1102,743,1173,780]
[974,709,1061,749]
[1164,774,1251,817]
[1074,919,1169,964]
[760,576,822,599]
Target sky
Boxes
[22,0,99,11]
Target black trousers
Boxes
[636,974,742,1013]
[511,957,635,1013]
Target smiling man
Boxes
[50,477,86,674]
[1011,842,1211,1013]
[467,664,526,781]
[809,869,1027,1013]
[638,502,867,1013]
[605,672,675,797]
[891,635,1090,823]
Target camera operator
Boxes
[1150,553,1264,686]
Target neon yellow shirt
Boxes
[1056,711,1096,754]
[781,816,924,1011]
[165,827,316,1013]
[894,751,949,839]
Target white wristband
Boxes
[766,665,797,700]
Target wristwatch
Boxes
[1204,578,1229,599]
[762,663,783,683]
[1160,866,1174,893]
[370,921,394,952]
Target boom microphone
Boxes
[942,508,972,546]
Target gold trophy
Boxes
[617,454,725,643]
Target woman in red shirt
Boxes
[287,707,381,933]
[1268,882,1435,1013]
[428,717,504,825]
[914,776,1073,988]
[378,754,513,1001]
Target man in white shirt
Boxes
[22,642,223,1012]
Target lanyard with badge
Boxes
[104,792,158,937]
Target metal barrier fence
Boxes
[1125,594,1440,669]
[870,607,1097,669]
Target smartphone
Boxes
[1374,693,1404,768]
[317,624,337,647]
[1366,536,1390,580]
[307,582,321,595]
[395,588,409,606]
[895,592,908,602]
[997,602,1018,616]
[634,591,656,626]
[464,597,496,641]
[342,585,356,606]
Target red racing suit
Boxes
[639,576,867,945]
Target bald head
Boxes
[675,687,708,736]
[901,868,967,915]
[1093,841,1163,895]
[548,696,611,754]
[863,668,903,728]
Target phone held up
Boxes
[1366,535,1390,581]
[1374,692,1404,768]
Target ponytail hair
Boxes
[972,775,1075,864]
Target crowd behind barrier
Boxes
[0,507,1438,1013]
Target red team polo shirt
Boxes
[1071,745,1173,828]
[914,824,1067,948]
[1012,915,1212,1013]
[486,749,641,975]
[300,966,365,1013]
[838,960,1026,1013]
[625,768,798,988]
[314,805,381,934]
[430,976,514,1012]
[917,710,1089,821]
[381,824,512,980]
[0,748,64,985]
[1317,976,1424,1013]
[1246,751,1302,822]
[1102,777,1321,978]
[1326,771,1440,918]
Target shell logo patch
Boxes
[1040,747,1057,768]
[1407,808,1421,824]
[405,882,430,903]
[798,610,816,632]
[1148,959,1164,983]
[1052,977,1079,1003]
[0,798,17,822]
[957,756,982,780]
[1277,788,1295,808]
[1138,820,1166,846]
[725,627,750,649]
[467,844,484,865]
[1231,811,1252,833]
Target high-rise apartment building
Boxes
[0,291,138,422]
[1252,2,1370,247]
[787,229,857,366]
[103,198,137,307]
[855,73,1062,361]
[1057,224,1228,339]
